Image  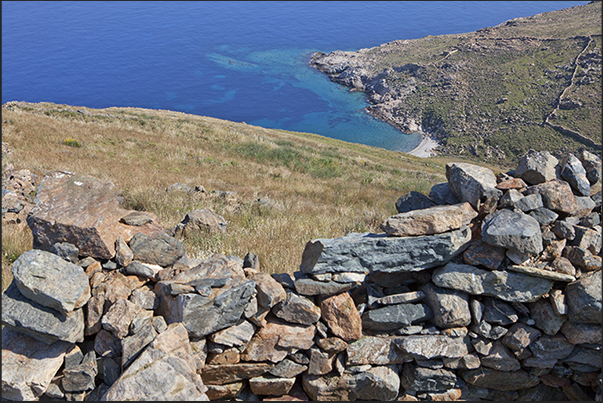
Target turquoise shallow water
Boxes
[1,1,588,152]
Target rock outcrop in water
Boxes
[2,149,601,401]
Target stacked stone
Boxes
[2,149,601,401]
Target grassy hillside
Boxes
[311,1,602,165]
[2,101,507,283]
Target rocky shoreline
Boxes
[308,2,602,164]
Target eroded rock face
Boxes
[27,172,163,259]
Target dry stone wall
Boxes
[2,149,602,401]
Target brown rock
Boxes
[205,381,245,400]
[26,171,163,260]
[201,363,274,385]
[249,375,296,396]
[462,240,506,270]
[320,292,362,342]
[524,179,578,215]
[380,202,477,237]
[496,178,527,190]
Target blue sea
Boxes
[1,1,589,152]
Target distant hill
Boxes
[310,1,602,165]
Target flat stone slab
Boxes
[11,249,90,314]
[380,202,477,237]
[300,226,471,275]
[506,265,575,282]
[432,262,553,303]
[2,281,85,344]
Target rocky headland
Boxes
[2,148,601,401]
[310,2,601,164]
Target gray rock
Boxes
[514,150,559,185]
[395,191,437,213]
[401,364,458,393]
[530,298,566,335]
[123,260,157,279]
[249,375,296,396]
[529,207,559,225]
[362,303,432,332]
[473,321,508,340]
[1,327,72,401]
[553,219,576,240]
[482,298,518,326]
[121,323,158,369]
[171,208,227,239]
[300,226,471,275]
[129,286,157,310]
[346,336,411,365]
[421,283,471,328]
[561,345,602,370]
[514,193,543,212]
[506,264,575,282]
[155,254,256,338]
[209,320,255,349]
[479,341,520,371]
[481,209,543,254]
[560,153,591,196]
[432,262,553,303]
[94,329,122,359]
[269,359,308,378]
[2,281,85,344]
[98,357,121,386]
[11,249,90,314]
[119,210,156,226]
[102,323,209,400]
[302,366,400,401]
[392,334,472,361]
[429,182,460,205]
[374,290,425,306]
[578,149,602,184]
[272,292,321,325]
[564,269,602,324]
[50,241,79,263]
[560,321,602,344]
[498,188,523,209]
[446,162,501,209]
[114,236,133,267]
[529,334,575,361]
[460,367,539,391]
[62,351,98,392]
[293,277,357,296]
[243,252,260,270]
[128,232,186,267]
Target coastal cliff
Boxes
[310,2,602,165]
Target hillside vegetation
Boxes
[2,101,508,281]
[311,1,602,165]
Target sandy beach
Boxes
[406,134,440,158]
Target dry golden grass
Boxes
[2,101,505,275]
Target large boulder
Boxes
[300,226,471,275]
[380,202,477,237]
[445,162,501,209]
[11,249,90,314]
[26,171,163,260]
[101,323,209,400]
